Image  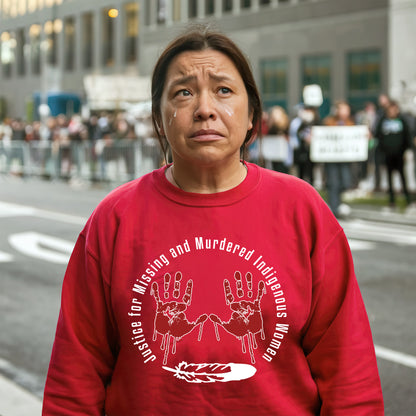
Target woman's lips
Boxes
[190,129,224,141]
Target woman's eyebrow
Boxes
[208,73,234,83]
[169,73,234,89]
[169,75,196,89]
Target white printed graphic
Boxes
[163,361,256,383]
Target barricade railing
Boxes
[0,138,162,183]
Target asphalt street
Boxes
[0,175,415,416]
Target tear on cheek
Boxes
[219,103,234,117]
[168,109,177,126]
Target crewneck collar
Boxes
[152,162,261,207]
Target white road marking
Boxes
[347,239,376,251]
[375,344,416,369]
[0,201,86,225]
[0,250,14,263]
[341,219,416,245]
[8,232,73,264]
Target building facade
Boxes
[0,0,415,119]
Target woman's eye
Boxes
[176,89,191,97]
[218,87,232,95]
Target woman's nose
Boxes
[193,92,216,121]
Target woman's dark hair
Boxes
[151,25,262,159]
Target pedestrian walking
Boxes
[42,26,384,415]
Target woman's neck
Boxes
[166,158,247,194]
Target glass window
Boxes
[1,0,11,18]
[260,0,270,5]
[347,50,381,111]
[223,0,233,12]
[28,0,37,13]
[44,20,58,65]
[1,31,15,78]
[18,0,26,15]
[82,13,93,69]
[301,55,331,116]
[16,28,26,76]
[29,24,41,75]
[173,0,181,21]
[64,17,75,71]
[157,0,166,24]
[206,0,215,15]
[125,3,138,63]
[260,58,288,110]
[102,8,115,67]
[189,0,197,18]
[241,0,251,8]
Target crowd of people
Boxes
[251,93,416,216]
[1,93,415,215]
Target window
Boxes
[189,0,197,18]
[28,0,37,13]
[260,0,270,5]
[18,0,26,15]
[241,0,251,8]
[82,13,93,69]
[260,58,288,110]
[301,55,331,116]
[29,24,41,75]
[1,31,15,78]
[223,0,233,12]
[102,8,115,67]
[173,0,181,21]
[206,0,215,15]
[64,17,75,71]
[347,50,381,111]
[16,28,25,76]
[44,20,58,65]
[125,3,139,63]
[157,0,166,24]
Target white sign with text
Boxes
[310,126,369,162]
[261,135,289,162]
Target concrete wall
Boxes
[389,0,416,113]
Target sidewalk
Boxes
[344,189,416,226]
[0,374,42,416]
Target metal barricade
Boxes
[0,138,162,183]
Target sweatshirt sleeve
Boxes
[302,229,384,415]
[42,231,118,416]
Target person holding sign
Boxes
[43,27,383,415]
[322,100,355,217]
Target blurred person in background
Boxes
[294,105,320,185]
[355,101,377,187]
[374,100,412,207]
[373,94,391,191]
[323,100,355,217]
[266,105,290,173]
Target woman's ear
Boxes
[155,116,165,136]
[247,108,254,131]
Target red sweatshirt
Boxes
[43,162,384,415]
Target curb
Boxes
[349,206,416,226]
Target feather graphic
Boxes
[162,362,256,383]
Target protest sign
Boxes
[310,126,369,162]
[261,135,289,162]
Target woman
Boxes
[43,28,383,415]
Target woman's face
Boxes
[159,49,253,167]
